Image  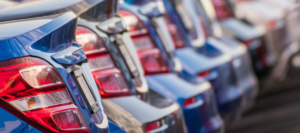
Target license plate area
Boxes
[70,65,100,113]
[115,36,143,87]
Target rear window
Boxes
[80,0,118,22]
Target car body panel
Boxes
[234,0,300,92]
[0,107,27,133]
[105,96,179,124]
[120,2,226,132]
[146,74,224,133]
[0,11,109,133]
[0,38,29,61]
[180,0,259,112]
[219,18,266,41]
[259,0,300,43]
[22,125,42,133]
[147,74,211,101]
[108,122,128,133]
[160,0,246,122]
[175,48,231,76]
[78,18,185,133]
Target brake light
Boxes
[145,121,161,132]
[183,97,197,108]
[0,57,87,132]
[120,10,169,75]
[163,15,186,49]
[138,49,168,74]
[267,20,277,29]
[76,26,131,98]
[211,0,233,20]
[197,70,211,78]
[242,40,254,47]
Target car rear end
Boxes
[119,1,224,133]
[75,0,186,132]
[235,0,300,93]
[0,12,108,133]
[260,0,300,43]
[164,0,248,123]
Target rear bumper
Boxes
[146,74,224,133]
[209,36,259,113]
[210,62,244,123]
[103,96,185,133]
[240,75,259,111]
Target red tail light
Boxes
[242,40,255,47]
[0,57,87,132]
[183,97,197,108]
[267,20,277,29]
[197,70,211,78]
[120,10,169,75]
[145,121,161,132]
[211,0,233,20]
[76,26,131,98]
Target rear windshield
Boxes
[80,0,118,22]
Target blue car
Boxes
[119,1,224,133]
[75,0,187,132]
[0,0,127,133]
[121,0,247,126]
[167,0,259,112]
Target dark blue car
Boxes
[0,0,127,132]
[119,1,224,133]
[163,0,259,114]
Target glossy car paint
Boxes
[175,0,259,111]
[0,0,126,132]
[143,0,247,123]
[0,12,108,133]
[233,0,300,94]
[120,1,224,133]
[259,0,300,43]
[77,15,186,132]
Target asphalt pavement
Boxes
[227,87,300,133]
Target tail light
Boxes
[267,20,279,29]
[163,14,186,49]
[183,97,197,108]
[0,57,87,132]
[197,70,211,78]
[242,40,254,47]
[76,26,131,98]
[145,120,162,132]
[211,0,233,20]
[120,10,169,75]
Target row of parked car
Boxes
[0,0,299,133]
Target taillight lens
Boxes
[267,20,278,29]
[138,49,168,74]
[211,0,233,20]
[242,40,254,47]
[183,97,197,108]
[145,121,162,132]
[76,26,131,98]
[0,57,87,132]
[120,10,169,75]
[197,70,211,78]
